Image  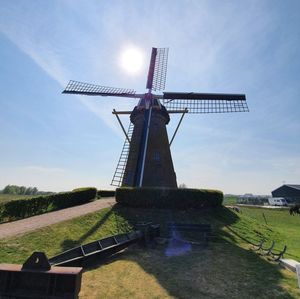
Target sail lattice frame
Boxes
[162,99,249,114]
[152,48,169,91]
[63,80,136,96]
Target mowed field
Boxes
[239,206,300,260]
[0,204,299,298]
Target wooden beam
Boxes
[169,108,188,146]
[167,110,189,114]
[112,110,132,115]
[113,109,131,144]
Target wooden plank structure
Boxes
[0,252,82,299]
[0,231,145,298]
[49,231,142,267]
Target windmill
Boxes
[63,47,248,188]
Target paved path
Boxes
[0,198,116,239]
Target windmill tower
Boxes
[63,47,248,188]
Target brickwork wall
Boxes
[122,106,177,188]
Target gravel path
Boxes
[0,198,116,240]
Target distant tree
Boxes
[25,187,33,195]
[178,183,187,189]
[32,187,38,195]
[2,185,39,195]
[19,186,26,194]
[2,185,11,194]
[3,185,18,194]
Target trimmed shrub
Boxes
[116,187,223,209]
[0,187,97,223]
[97,190,116,198]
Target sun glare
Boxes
[120,47,144,74]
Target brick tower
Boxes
[122,100,177,188]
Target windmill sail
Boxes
[162,92,248,113]
[146,48,169,91]
[63,80,138,98]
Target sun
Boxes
[120,46,144,74]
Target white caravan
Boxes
[268,197,288,206]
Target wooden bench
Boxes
[166,223,213,244]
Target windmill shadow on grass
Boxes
[58,204,236,254]
[122,240,295,298]
[59,207,117,251]
[80,207,296,298]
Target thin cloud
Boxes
[23,166,66,174]
[0,6,129,137]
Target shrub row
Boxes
[0,187,97,223]
[97,190,116,198]
[116,187,223,209]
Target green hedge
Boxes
[97,190,116,198]
[116,187,223,209]
[0,187,97,223]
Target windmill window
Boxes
[153,152,161,162]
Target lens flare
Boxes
[165,231,191,257]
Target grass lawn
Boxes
[239,206,300,260]
[0,205,299,298]
[223,195,238,205]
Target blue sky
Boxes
[0,0,299,194]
